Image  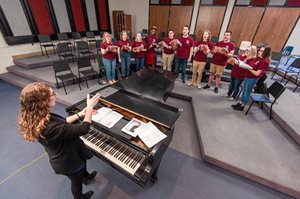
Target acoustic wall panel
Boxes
[51,0,71,32]
[70,0,86,32]
[0,0,31,36]
[27,0,54,34]
[85,0,98,31]
[97,0,108,30]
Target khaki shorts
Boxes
[210,63,225,76]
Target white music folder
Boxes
[92,107,123,128]
[135,122,167,148]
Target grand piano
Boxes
[66,68,181,186]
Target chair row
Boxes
[38,32,102,58]
[271,54,300,92]
[53,57,101,95]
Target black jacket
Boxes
[38,113,93,175]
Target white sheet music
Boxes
[121,118,145,137]
[135,122,167,148]
[92,107,123,128]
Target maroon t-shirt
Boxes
[163,37,175,55]
[211,41,235,66]
[145,34,158,53]
[193,40,213,62]
[175,36,194,59]
[118,39,132,52]
[132,41,146,58]
[100,42,116,60]
[244,58,269,79]
[231,55,253,80]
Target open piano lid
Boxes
[112,68,176,102]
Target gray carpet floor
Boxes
[0,80,294,199]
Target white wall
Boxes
[108,0,149,35]
[286,19,300,55]
[189,0,200,34]
[219,0,235,40]
[0,31,41,74]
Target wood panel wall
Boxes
[253,8,300,51]
[195,6,226,40]
[168,6,193,35]
[228,7,265,47]
[149,5,170,34]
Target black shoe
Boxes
[233,105,244,111]
[82,190,94,199]
[203,84,210,89]
[182,79,185,83]
[231,103,241,108]
[214,87,218,93]
[83,171,97,185]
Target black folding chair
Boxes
[72,32,83,47]
[86,31,96,49]
[57,43,76,63]
[76,41,96,62]
[77,57,99,88]
[96,40,102,55]
[245,81,285,119]
[38,34,56,58]
[53,60,81,95]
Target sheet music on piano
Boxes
[92,107,123,128]
[135,122,167,148]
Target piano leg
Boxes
[150,160,161,184]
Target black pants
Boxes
[65,163,89,199]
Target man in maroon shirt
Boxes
[161,30,175,71]
[203,31,235,93]
[174,25,194,83]
[145,26,158,67]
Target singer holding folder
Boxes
[100,32,117,85]
[18,82,100,199]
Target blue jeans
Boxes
[175,57,188,81]
[120,52,131,77]
[228,76,243,98]
[102,57,116,81]
[241,78,258,105]
[135,57,145,71]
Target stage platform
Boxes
[12,49,99,69]
[1,53,300,198]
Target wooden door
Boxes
[169,6,193,36]
[149,5,170,34]
[253,8,300,51]
[125,15,132,32]
[195,6,226,40]
[228,7,265,47]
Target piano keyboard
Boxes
[81,127,145,175]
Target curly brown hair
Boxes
[18,82,51,142]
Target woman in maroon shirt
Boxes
[100,32,117,84]
[225,45,257,100]
[132,33,146,71]
[188,30,213,88]
[232,46,271,111]
[117,31,132,78]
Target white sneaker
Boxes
[223,93,230,98]
[197,84,202,89]
[227,97,235,101]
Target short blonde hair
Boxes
[135,33,142,42]
[246,45,257,59]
